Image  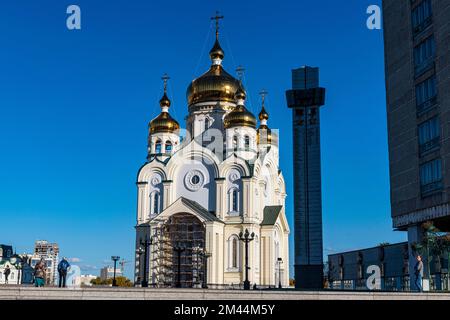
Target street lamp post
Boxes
[239,229,255,290]
[277,257,283,289]
[173,244,186,288]
[139,236,154,288]
[111,256,120,287]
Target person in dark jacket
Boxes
[3,266,11,284]
[414,255,424,292]
[57,257,70,288]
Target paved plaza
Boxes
[0,286,449,300]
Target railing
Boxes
[417,96,437,117]
[327,274,450,292]
[421,180,443,197]
[413,16,432,38]
[415,59,435,78]
[419,137,440,155]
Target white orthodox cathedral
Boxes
[134,18,289,288]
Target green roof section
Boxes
[261,206,282,225]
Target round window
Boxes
[191,175,200,185]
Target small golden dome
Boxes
[258,105,269,121]
[209,39,224,60]
[149,112,180,134]
[159,93,171,108]
[187,64,241,106]
[224,86,256,129]
[224,106,257,129]
[150,78,179,134]
[235,85,246,100]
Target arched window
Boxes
[151,191,160,215]
[153,193,159,214]
[232,189,238,212]
[228,188,239,214]
[165,141,172,153]
[228,235,240,270]
[204,118,210,131]
[233,136,238,151]
[244,135,250,150]
[232,238,238,268]
[155,140,162,154]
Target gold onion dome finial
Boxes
[257,89,271,144]
[150,74,180,135]
[159,73,171,108]
[258,89,269,121]
[209,11,225,61]
[186,12,242,106]
[224,69,257,129]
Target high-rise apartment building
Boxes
[382,0,450,289]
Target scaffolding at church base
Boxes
[150,213,207,288]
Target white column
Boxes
[242,178,252,219]
[137,182,148,223]
[215,178,226,220]
[162,180,172,210]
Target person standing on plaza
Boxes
[34,259,46,287]
[414,255,424,292]
[3,266,11,284]
[57,257,70,288]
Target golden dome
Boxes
[209,39,224,60]
[159,92,171,108]
[187,64,241,106]
[257,93,271,144]
[224,88,256,129]
[187,30,242,106]
[258,105,269,121]
[149,112,180,134]
[224,105,257,129]
[149,79,179,134]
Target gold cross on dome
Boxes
[259,89,268,105]
[211,11,224,39]
[161,73,170,93]
[236,66,245,81]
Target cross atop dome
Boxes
[211,11,224,40]
[161,73,170,93]
[259,89,268,106]
[209,11,225,64]
[236,66,245,81]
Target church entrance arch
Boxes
[152,213,206,288]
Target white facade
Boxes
[134,26,289,288]
[0,261,20,285]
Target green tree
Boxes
[90,276,133,287]
[412,221,450,285]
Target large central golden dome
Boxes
[187,65,241,106]
[186,34,241,106]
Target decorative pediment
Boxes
[150,197,224,224]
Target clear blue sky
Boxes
[0,0,405,278]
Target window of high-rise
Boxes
[411,0,433,35]
[418,117,440,155]
[419,158,442,196]
[414,36,435,76]
[415,76,437,115]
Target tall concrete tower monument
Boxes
[286,66,326,289]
